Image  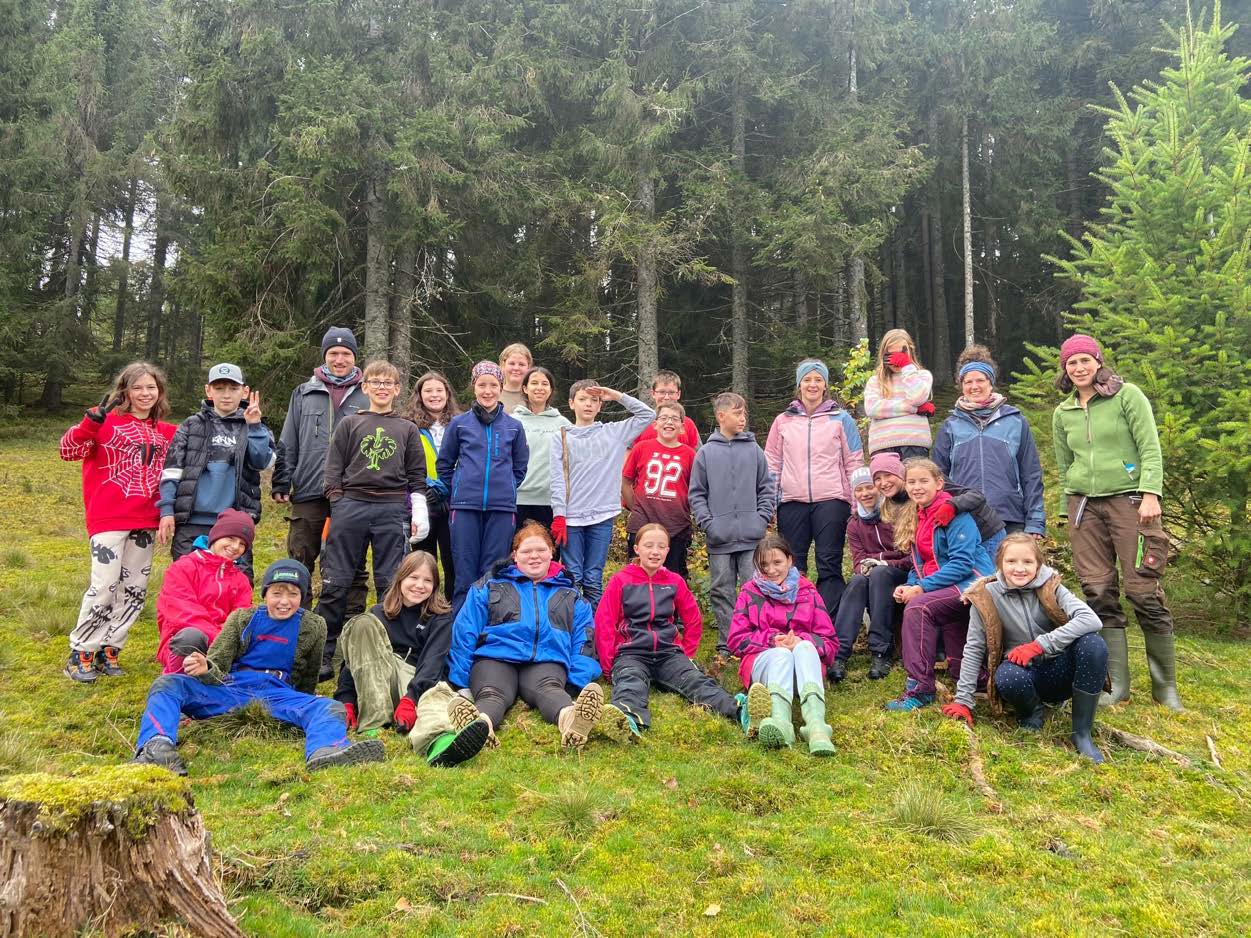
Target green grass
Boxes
[3,418,1251,936]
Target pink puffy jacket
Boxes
[764,400,864,504]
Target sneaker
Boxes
[307,739,385,771]
[427,718,490,767]
[131,736,187,776]
[828,660,847,683]
[884,692,936,712]
[64,650,98,683]
[95,646,124,677]
[868,655,892,680]
[743,683,770,739]
[598,703,642,742]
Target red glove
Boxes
[942,702,974,727]
[392,696,417,733]
[932,502,956,527]
[916,401,936,416]
[887,351,912,369]
[551,516,568,547]
[343,702,358,731]
[1006,641,1045,667]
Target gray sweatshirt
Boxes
[955,564,1102,707]
[550,394,655,525]
[688,430,776,554]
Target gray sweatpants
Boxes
[709,550,755,655]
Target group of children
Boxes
[57,328,1178,775]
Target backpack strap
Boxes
[560,426,572,504]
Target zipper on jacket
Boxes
[806,416,814,502]
[529,579,541,660]
[648,579,658,652]
[483,423,494,510]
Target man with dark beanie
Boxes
[273,327,370,613]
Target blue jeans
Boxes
[564,519,615,607]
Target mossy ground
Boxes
[2,416,1250,936]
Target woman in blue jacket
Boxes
[885,458,995,712]
[436,362,529,608]
[447,523,606,749]
[932,346,1045,537]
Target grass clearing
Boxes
[2,418,1251,935]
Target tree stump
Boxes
[0,764,244,938]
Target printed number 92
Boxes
[643,459,682,497]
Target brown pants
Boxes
[287,497,368,614]
[1067,494,1173,635]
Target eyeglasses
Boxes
[656,417,681,425]
[366,380,397,389]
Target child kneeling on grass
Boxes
[131,560,384,776]
[155,509,255,675]
[446,523,606,750]
[942,534,1108,763]
[727,533,839,755]
[595,524,750,737]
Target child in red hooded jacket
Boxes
[155,509,255,674]
[595,524,749,737]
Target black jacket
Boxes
[273,376,369,503]
[334,603,453,705]
[159,403,274,523]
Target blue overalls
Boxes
[136,607,349,760]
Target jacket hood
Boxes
[490,558,577,590]
[785,398,841,417]
[992,563,1057,593]
[951,401,1020,423]
[514,405,565,419]
[199,401,245,420]
[191,547,242,574]
[706,429,758,445]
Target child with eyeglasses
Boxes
[315,359,430,681]
[622,402,697,580]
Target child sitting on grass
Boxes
[727,533,838,756]
[132,560,384,776]
[594,524,750,737]
[943,534,1108,763]
[155,509,256,674]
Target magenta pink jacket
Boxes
[764,400,864,504]
[727,574,839,689]
[155,549,253,673]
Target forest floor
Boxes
[2,417,1250,937]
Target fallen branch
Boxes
[485,893,546,905]
[961,724,1003,813]
[556,877,601,938]
[1206,735,1222,769]
[1102,728,1192,767]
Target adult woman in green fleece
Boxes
[1052,335,1181,711]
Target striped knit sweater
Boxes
[863,364,933,453]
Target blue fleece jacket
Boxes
[906,512,995,592]
[437,403,529,513]
[446,561,600,689]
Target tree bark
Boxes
[730,79,749,397]
[845,16,868,345]
[113,173,139,352]
[363,174,391,358]
[0,782,245,937]
[919,203,935,366]
[928,110,951,381]
[636,167,658,397]
[81,213,101,326]
[794,269,811,331]
[145,199,169,362]
[983,129,999,346]
[390,242,415,385]
[893,217,910,336]
[961,114,974,349]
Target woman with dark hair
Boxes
[1051,334,1181,710]
[403,371,463,596]
[60,362,177,682]
[513,366,571,532]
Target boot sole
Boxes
[597,704,639,742]
[449,695,498,749]
[745,684,771,739]
[429,720,490,767]
[64,669,97,683]
[757,721,791,749]
[562,685,603,749]
[307,739,385,771]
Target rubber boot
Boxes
[797,682,836,757]
[1098,628,1131,706]
[1012,686,1046,732]
[1142,631,1184,712]
[757,685,795,749]
[1069,689,1105,764]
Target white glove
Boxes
[410,493,430,543]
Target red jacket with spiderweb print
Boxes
[60,412,177,536]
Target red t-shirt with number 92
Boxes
[622,440,696,537]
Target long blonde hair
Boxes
[892,458,945,552]
[875,329,921,393]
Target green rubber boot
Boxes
[757,685,795,749]
[1098,628,1131,707]
[1142,631,1184,712]
[797,682,836,757]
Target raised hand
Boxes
[86,393,119,424]
[243,389,262,425]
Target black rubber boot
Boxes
[132,736,188,776]
[1013,689,1046,731]
[1069,689,1105,764]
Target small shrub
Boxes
[890,783,978,843]
[535,785,612,839]
[1,548,31,568]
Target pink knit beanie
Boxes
[869,451,906,482]
[1059,334,1103,367]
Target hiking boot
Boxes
[307,739,385,771]
[318,658,335,684]
[828,660,847,683]
[598,703,642,742]
[427,718,490,767]
[884,692,936,712]
[558,684,603,750]
[132,736,187,776]
[64,650,98,683]
[868,655,892,680]
[95,645,124,677]
[448,693,498,748]
[743,682,771,739]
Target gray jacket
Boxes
[688,430,776,554]
[549,394,655,526]
[955,564,1102,707]
[273,375,369,502]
